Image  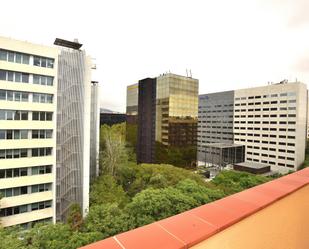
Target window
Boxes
[46,130,52,138]
[46,95,53,103]
[0,50,7,60]
[32,130,39,139]
[33,93,40,103]
[46,77,53,86]
[7,91,13,100]
[15,72,21,82]
[0,70,6,80]
[32,149,39,157]
[33,56,54,68]
[33,75,40,84]
[21,111,28,120]
[46,112,52,121]
[8,52,14,62]
[0,90,6,100]
[21,93,28,102]
[21,73,29,83]
[32,112,39,120]
[21,149,27,157]
[40,112,45,121]
[22,54,30,64]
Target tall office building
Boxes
[0,37,58,227]
[198,81,308,174]
[155,74,198,147]
[137,78,157,163]
[126,83,139,156]
[54,38,94,221]
[90,81,100,181]
[126,83,138,120]
[129,73,199,165]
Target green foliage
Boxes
[67,203,83,231]
[84,204,129,238]
[1,123,277,248]
[68,231,103,249]
[116,163,206,197]
[100,124,128,176]
[24,223,101,249]
[125,123,137,161]
[211,170,269,195]
[155,142,197,168]
[0,226,27,249]
[90,175,129,207]
[25,223,73,249]
[125,187,198,227]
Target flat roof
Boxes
[235,161,270,169]
[54,38,83,49]
[205,143,245,149]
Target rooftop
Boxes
[204,143,244,149]
[80,168,309,249]
[234,161,269,169]
[54,38,83,50]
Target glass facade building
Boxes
[129,73,199,166]
[156,74,198,147]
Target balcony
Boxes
[80,168,309,249]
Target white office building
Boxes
[0,36,58,227]
[198,81,308,174]
[0,37,100,227]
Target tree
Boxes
[125,187,199,228]
[116,163,207,197]
[176,179,223,205]
[100,124,128,176]
[84,204,129,238]
[68,231,103,249]
[211,170,269,195]
[0,226,27,249]
[25,223,73,249]
[67,203,83,231]
[90,175,129,208]
[154,142,197,168]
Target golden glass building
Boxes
[132,73,199,166]
[156,73,198,147]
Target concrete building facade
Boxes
[0,36,58,227]
[90,81,100,182]
[198,82,308,174]
[55,39,94,221]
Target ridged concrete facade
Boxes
[56,48,92,221]
[90,82,100,181]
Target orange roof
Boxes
[79,168,309,249]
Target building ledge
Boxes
[80,168,309,249]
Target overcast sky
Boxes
[1,0,308,112]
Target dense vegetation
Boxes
[0,123,271,249]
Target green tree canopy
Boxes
[84,204,129,238]
[90,175,129,207]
